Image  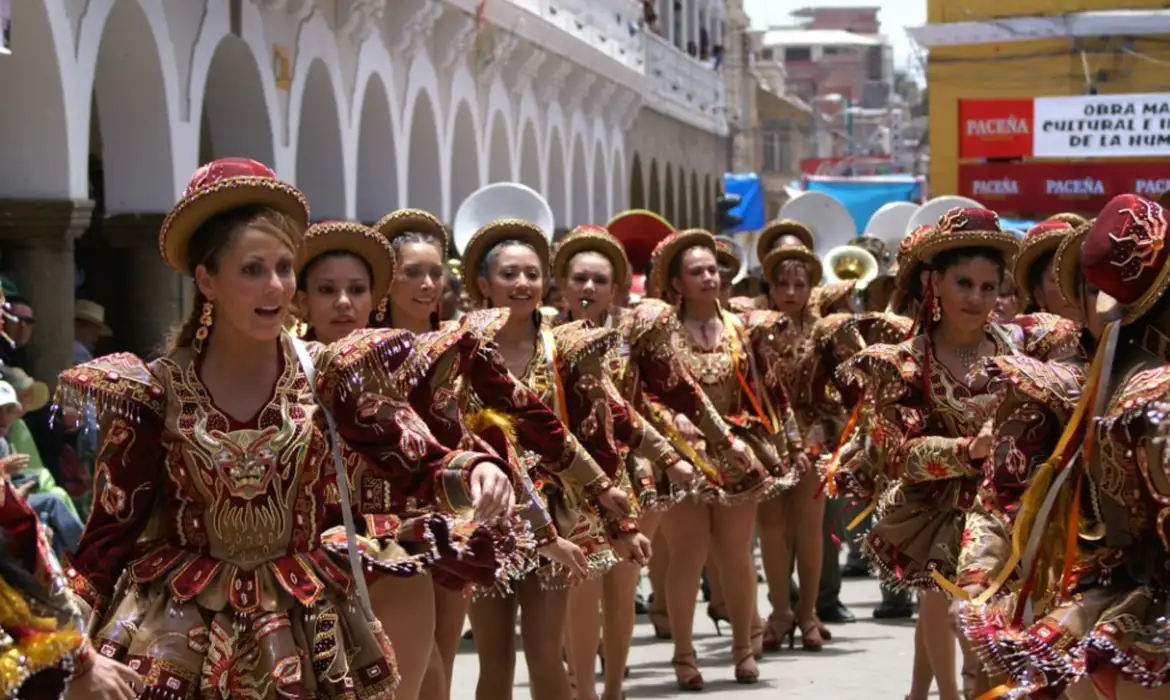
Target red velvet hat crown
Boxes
[1082,193,1170,323]
[912,207,1017,264]
[1024,220,1073,241]
[607,210,675,273]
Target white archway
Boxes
[295,60,347,221]
[486,111,512,184]
[570,136,589,227]
[404,91,443,216]
[91,0,176,213]
[0,0,72,197]
[198,35,274,167]
[591,143,608,223]
[546,129,568,229]
[447,101,481,215]
[611,144,626,214]
[518,120,541,193]
[355,73,399,222]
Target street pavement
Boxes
[448,572,922,699]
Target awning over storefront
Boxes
[908,10,1170,47]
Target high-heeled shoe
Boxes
[706,604,730,636]
[648,611,672,640]
[817,618,833,641]
[671,651,704,691]
[798,616,825,652]
[733,647,759,684]
[760,613,794,653]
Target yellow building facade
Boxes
[927,0,1170,197]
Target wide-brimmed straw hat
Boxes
[912,208,1020,265]
[892,224,935,304]
[374,208,449,258]
[1013,220,1075,305]
[713,236,744,280]
[461,219,552,307]
[1082,194,1170,324]
[1054,219,1092,309]
[761,244,823,286]
[74,299,113,337]
[756,219,815,262]
[649,228,716,300]
[297,222,396,302]
[552,225,631,287]
[1045,212,1089,228]
[159,158,309,275]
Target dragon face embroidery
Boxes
[192,408,298,501]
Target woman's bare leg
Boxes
[792,473,825,647]
[710,501,762,679]
[647,527,670,636]
[660,499,713,682]
[467,592,519,700]
[369,573,435,700]
[920,590,962,700]
[565,577,603,700]
[756,492,792,644]
[517,576,573,700]
[601,561,640,700]
[907,613,933,700]
[420,584,470,700]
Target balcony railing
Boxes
[509,0,647,74]
[645,32,728,135]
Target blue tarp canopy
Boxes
[802,176,922,233]
[722,173,765,233]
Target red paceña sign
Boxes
[958,99,1035,159]
[958,161,1170,215]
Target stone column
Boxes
[103,213,186,358]
[0,199,93,389]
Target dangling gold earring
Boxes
[931,296,941,323]
[375,297,388,324]
[194,301,213,353]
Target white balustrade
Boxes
[644,31,727,135]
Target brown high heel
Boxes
[671,650,704,691]
[648,610,672,640]
[816,617,833,641]
[799,617,825,652]
[760,612,794,653]
[733,646,760,684]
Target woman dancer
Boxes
[832,208,1075,700]
[1013,219,1082,319]
[647,228,799,686]
[372,207,603,700]
[294,221,526,700]
[455,211,641,700]
[750,230,830,652]
[553,225,695,700]
[57,158,514,699]
[961,195,1170,700]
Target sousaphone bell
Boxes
[452,182,556,276]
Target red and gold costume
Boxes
[961,195,1170,698]
[458,218,633,586]
[59,159,512,699]
[551,226,683,513]
[832,209,1079,593]
[643,229,802,502]
[0,478,94,699]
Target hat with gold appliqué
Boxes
[756,219,815,262]
[297,221,396,316]
[649,228,717,301]
[374,208,449,259]
[160,158,310,275]
[1013,220,1076,306]
[1082,194,1170,324]
[552,225,631,288]
[1054,218,1094,309]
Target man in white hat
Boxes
[73,298,112,365]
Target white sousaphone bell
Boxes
[453,181,556,262]
[779,191,878,287]
[863,201,918,269]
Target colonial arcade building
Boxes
[0,0,731,385]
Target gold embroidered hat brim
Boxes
[462,219,551,307]
[1046,212,1089,228]
[913,230,1021,270]
[1013,229,1070,306]
[553,228,631,287]
[715,247,743,279]
[297,222,396,301]
[1124,247,1170,324]
[650,228,717,300]
[160,177,310,275]
[761,244,823,286]
[756,219,815,262]
[1054,221,1091,309]
[373,208,449,258]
